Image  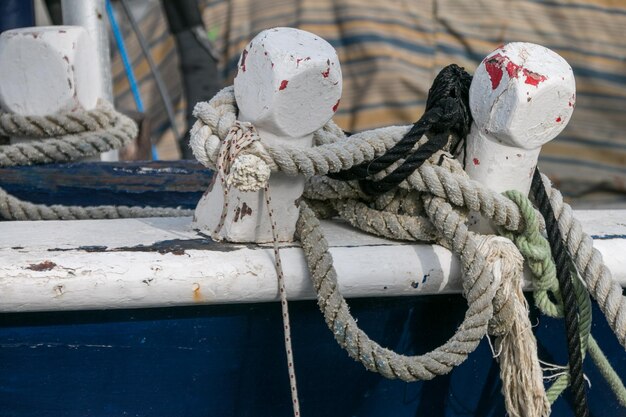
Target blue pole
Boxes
[0,0,35,33]
[105,0,159,160]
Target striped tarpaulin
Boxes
[112,0,626,204]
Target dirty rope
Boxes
[0,100,192,219]
[190,84,626,416]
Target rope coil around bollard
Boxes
[0,101,193,220]
[190,85,626,352]
[190,84,626,416]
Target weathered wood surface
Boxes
[0,210,624,312]
[0,160,212,208]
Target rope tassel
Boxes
[479,236,551,417]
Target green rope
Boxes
[502,190,626,405]
[587,336,626,407]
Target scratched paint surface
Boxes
[0,297,623,417]
[0,161,212,208]
[483,53,548,90]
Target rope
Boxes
[0,102,190,220]
[190,83,626,414]
[264,185,301,417]
[328,64,472,196]
[0,187,190,220]
[296,197,501,381]
[0,101,119,138]
[502,191,590,400]
[504,190,626,407]
[531,169,589,417]
[190,86,626,349]
[209,119,301,416]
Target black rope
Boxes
[531,168,589,417]
[328,64,472,195]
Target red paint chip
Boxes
[484,56,505,90]
[483,53,547,89]
[556,117,562,122]
[473,158,480,166]
[332,99,340,112]
[240,49,248,72]
[322,68,330,78]
[279,80,288,90]
[523,69,547,86]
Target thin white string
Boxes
[264,184,302,417]
[215,124,301,416]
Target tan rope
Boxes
[190,87,626,350]
[0,101,191,220]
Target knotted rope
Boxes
[190,84,626,416]
[191,87,626,350]
[0,101,192,219]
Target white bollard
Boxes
[193,28,342,243]
[62,0,118,161]
[465,43,576,232]
[0,26,101,120]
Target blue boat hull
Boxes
[1,296,625,417]
[0,162,623,415]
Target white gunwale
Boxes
[0,210,624,313]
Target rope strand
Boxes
[531,168,589,417]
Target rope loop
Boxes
[0,101,191,220]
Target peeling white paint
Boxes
[464,43,576,232]
[0,213,624,312]
[193,28,342,243]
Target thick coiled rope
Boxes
[190,86,626,416]
[296,197,502,381]
[190,87,626,347]
[0,101,192,219]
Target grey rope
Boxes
[0,101,191,220]
[190,86,626,351]
[540,174,626,347]
[296,197,501,381]
[0,101,119,138]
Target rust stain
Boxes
[233,206,242,222]
[27,261,57,271]
[233,202,253,222]
[240,49,248,72]
[192,283,202,302]
[240,202,252,220]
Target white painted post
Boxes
[62,0,118,162]
[193,27,342,243]
[0,26,101,118]
[464,43,576,232]
[0,26,102,144]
